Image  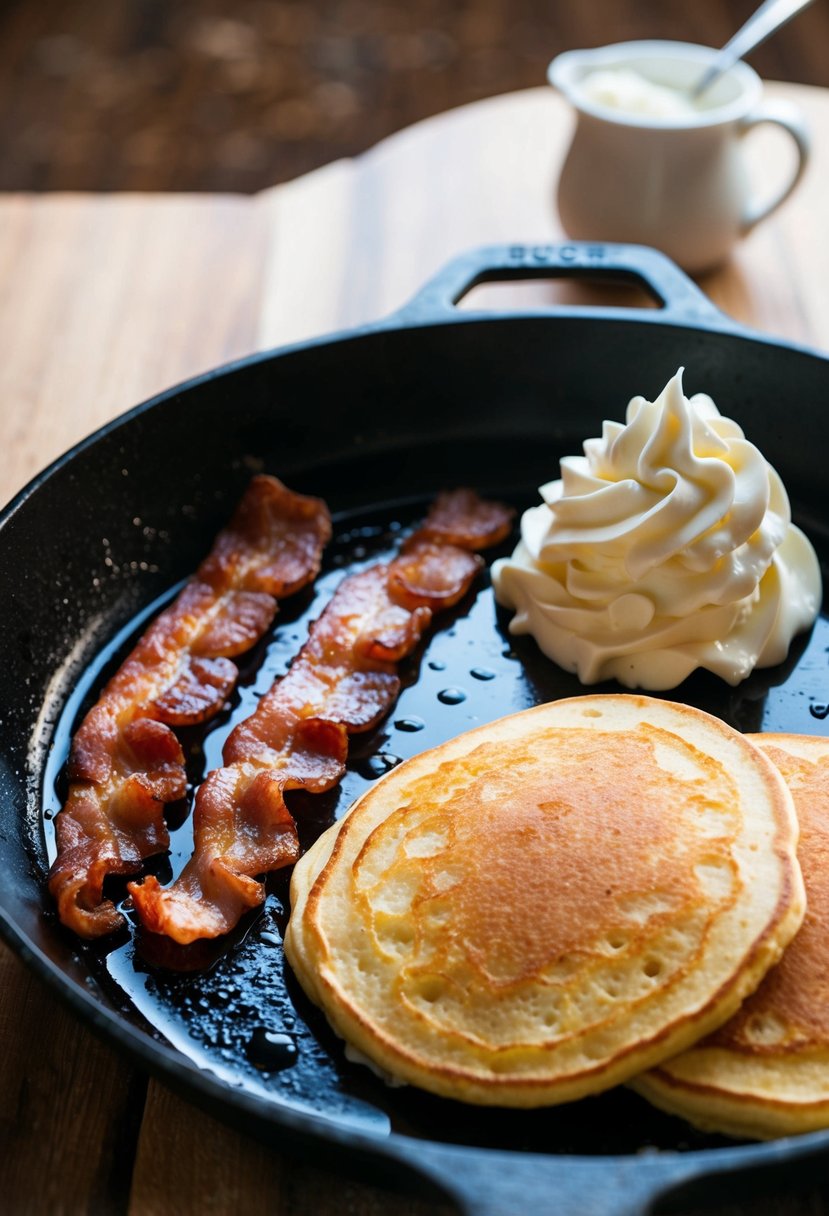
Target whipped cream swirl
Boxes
[492,370,821,689]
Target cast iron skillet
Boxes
[2,243,829,1216]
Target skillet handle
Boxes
[379,1142,696,1215]
[386,1138,690,1216]
[378,1134,829,1216]
[392,241,727,328]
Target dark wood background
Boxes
[3,0,829,193]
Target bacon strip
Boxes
[129,489,514,946]
[417,487,514,550]
[49,475,331,939]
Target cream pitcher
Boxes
[549,41,810,273]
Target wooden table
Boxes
[2,83,829,1216]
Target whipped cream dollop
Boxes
[492,370,822,690]
[580,68,702,120]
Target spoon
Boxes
[691,0,814,99]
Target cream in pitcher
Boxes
[549,42,810,273]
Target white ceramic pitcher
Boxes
[549,41,810,273]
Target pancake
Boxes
[285,695,805,1107]
[632,733,829,1139]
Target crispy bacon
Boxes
[129,490,514,946]
[417,487,514,550]
[49,475,331,939]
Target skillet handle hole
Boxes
[456,272,662,313]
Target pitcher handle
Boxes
[739,99,811,232]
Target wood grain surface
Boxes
[1,84,829,1216]
[2,0,828,195]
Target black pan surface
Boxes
[3,243,829,1215]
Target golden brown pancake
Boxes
[285,696,804,1107]
[633,733,829,1139]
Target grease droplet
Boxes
[502,647,518,660]
[438,687,467,705]
[260,931,282,948]
[470,667,496,681]
[356,752,401,779]
[395,716,425,732]
[247,1028,298,1071]
[810,703,829,720]
[428,659,447,671]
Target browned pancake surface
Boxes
[288,697,804,1106]
[357,726,735,999]
[711,741,829,1053]
[633,733,829,1139]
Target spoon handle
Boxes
[692,0,814,98]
